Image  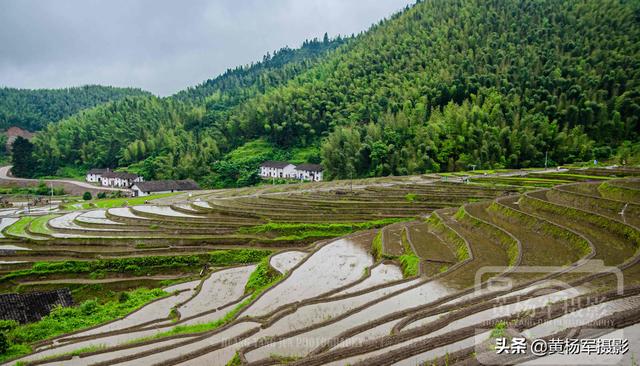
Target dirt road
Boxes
[0,165,126,195]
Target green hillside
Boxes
[0,85,151,131]
[28,0,640,185]
[30,37,346,182]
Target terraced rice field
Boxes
[1,168,639,365]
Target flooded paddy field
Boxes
[1,169,639,365]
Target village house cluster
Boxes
[86,169,143,188]
[259,161,324,181]
[86,169,200,196]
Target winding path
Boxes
[0,165,126,195]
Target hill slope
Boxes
[30,0,640,184]
[30,37,347,182]
[0,85,151,131]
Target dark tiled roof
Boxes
[260,161,293,169]
[87,168,109,175]
[132,179,200,192]
[102,171,139,180]
[295,163,323,172]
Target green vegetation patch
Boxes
[80,192,181,209]
[28,214,59,235]
[128,261,282,343]
[2,250,272,284]
[241,218,411,241]
[399,228,420,277]
[0,288,165,363]
[3,217,35,238]
[244,257,281,294]
[371,231,383,260]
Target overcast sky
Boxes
[0,0,413,96]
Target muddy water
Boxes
[164,279,201,293]
[114,321,260,366]
[391,330,491,366]
[244,279,454,361]
[430,286,587,338]
[490,197,583,267]
[0,244,30,251]
[49,212,118,231]
[242,233,375,317]
[108,207,151,220]
[526,189,636,267]
[76,209,124,225]
[133,205,200,218]
[269,250,307,274]
[335,319,400,349]
[317,327,488,366]
[434,209,511,290]
[39,337,189,366]
[523,294,640,340]
[251,279,420,341]
[383,225,405,256]
[0,217,19,237]
[62,289,197,340]
[178,265,255,319]
[406,222,455,262]
[331,263,404,296]
[175,345,238,366]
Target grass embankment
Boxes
[241,218,411,241]
[27,214,59,235]
[128,256,282,343]
[398,228,420,277]
[79,192,182,209]
[426,214,470,261]
[3,217,35,238]
[454,206,519,267]
[0,288,166,363]
[0,249,274,363]
[598,181,640,202]
[1,249,273,284]
[371,227,419,277]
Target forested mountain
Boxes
[174,35,346,103]
[31,37,346,181]
[28,0,640,184]
[0,85,151,131]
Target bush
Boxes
[82,192,92,200]
[0,332,7,354]
[97,192,107,199]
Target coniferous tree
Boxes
[11,137,37,178]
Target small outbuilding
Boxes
[294,163,324,182]
[259,161,297,179]
[131,179,200,197]
[86,168,110,183]
[101,172,143,188]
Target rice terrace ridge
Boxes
[1,0,640,365]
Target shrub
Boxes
[82,192,92,201]
[118,292,130,303]
[97,192,107,199]
[1,288,165,362]
[244,257,280,294]
[0,332,7,354]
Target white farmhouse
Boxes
[101,172,143,188]
[86,168,109,183]
[259,161,297,179]
[258,161,324,181]
[131,179,200,197]
[294,163,324,181]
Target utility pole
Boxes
[544,150,548,169]
[350,172,353,193]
